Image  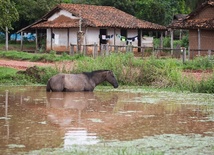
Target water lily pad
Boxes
[88,118,103,123]
[7,144,25,148]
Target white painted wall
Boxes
[85,27,99,45]
[69,28,78,44]
[48,10,78,21]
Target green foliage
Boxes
[1,51,214,93]
[73,53,143,85]
[9,0,202,33]
[0,51,85,62]
[0,0,19,31]
[138,57,182,88]
[181,35,189,48]
[163,37,171,48]
[183,56,214,70]
[0,67,32,85]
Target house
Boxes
[18,3,166,53]
[169,0,214,58]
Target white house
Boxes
[18,3,166,52]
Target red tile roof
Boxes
[32,3,166,30]
[33,15,79,28]
[169,0,214,29]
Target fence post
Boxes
[182,47,186,64]
[126,45,133,53]
[70,44,74,55]
[208,49,211,59]
[83,45,86,56]
[93,43,98,58]
[188,47,190,60]
[115,45,118,53]
[106,44,109,56]
[100,44,105,56]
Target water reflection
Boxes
[46,92,104,148]
[0,86,213,154]
[64,128,99,149]
[2,91,9,142]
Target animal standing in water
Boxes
[46,70,118,92]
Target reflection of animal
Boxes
[46,91,118,127]
[46,70,118,92]
[46,92,94,110]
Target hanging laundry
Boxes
[106,34,114,40]
[116,34,138,43]
[127,36,138,43]
[102,35,106,40]
[100,34,113,40]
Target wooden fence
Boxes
[70,43,152,58]
[70,43,214,62]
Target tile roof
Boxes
[169,0,214,29]
[32,3,166,30]
[33,15,79,28]
[170,18,214,29]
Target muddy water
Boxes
[0,86,213,154]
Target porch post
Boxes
[170,29,174,56]
[160,31,163,49]
[5,27,8,51]
[67,28,69,50]
[198,29,201,56]
[20,31,23,51]
[35,29,38,51]
[114,27,116,46]
[51,28,53,50]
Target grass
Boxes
[0,50,214,93]
[0,50,85,62]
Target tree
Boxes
[11,0,62,33]
[0,0,19,50]
[0,0,19,31]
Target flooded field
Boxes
[0,86,213,155]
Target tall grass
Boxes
[183,56,214,70]
[1,51,214,93]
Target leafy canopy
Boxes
[0,0,19,31]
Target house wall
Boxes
[84,27,99,45]
[189,5,214,58]
[189,29,214,58]
[47,28,70,51]
[189,30,214,50]
[192,6,214,19]
[46,27,140,52]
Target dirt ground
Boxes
[0,59,212,81]
[0,59,75,72]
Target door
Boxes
[99,29,107,45]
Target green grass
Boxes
[0,50,85,62]
[0,50,214,93]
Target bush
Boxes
[183,56,214,70]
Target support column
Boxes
[6,27,8,51]
[198,29,201,56]
[67,28,69,50]
[35,29,38,51]
[20,31,23,51]
[170,29,174,56]
[160,31,163,49]
[51,28,53,50]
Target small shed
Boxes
[169,0,214,58]
[18,3,166,53]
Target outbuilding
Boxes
[169,0,214,58]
